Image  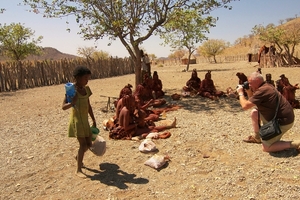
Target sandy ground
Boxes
[1,61,300,200]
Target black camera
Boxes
[242,81,249,90]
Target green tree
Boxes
[92,50,110,60]
[162,9,216,71]
[252,24,284,53]
[77,46,96,65]
[252,21,300,66]
[77,46,95,59]
[0,23,43,61]
[23,0,235,86]
[147,54,156,62]
[198,39,226,63]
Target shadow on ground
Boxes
[85,163,149,189]
[163,89,242,113]
[269,149,299,158]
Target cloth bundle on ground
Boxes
[102,118,114,131]
[144,154,170,169]
[144,132,171,139]
[171,93,181,100]
[90,136,106,156]
[138,139,157,153]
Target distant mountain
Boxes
[0,47,79,61]
[157,57,168,60]
[27,47,79,60]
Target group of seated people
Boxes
[234,70,299,108]
[106,69,299,140]
[106,71,180,140]
[182,68,299,108]
[276,74,299,108]
[182,69,225,100]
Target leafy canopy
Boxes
[162,9,217,70]
[162,9,216,49]
[252,21,300,65]
[0,23,43,61]
[77,46,110,60]
[198,39,226,63]
[23,0,236,85]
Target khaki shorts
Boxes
[260,115,294,146]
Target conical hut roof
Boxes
[247,45,261,54]
[181,54,196,60]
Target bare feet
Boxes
[290,140,300,150]
[243,135,261,144]
[75,155,85,168]
[170,117,176,128]
[76,170,86,178]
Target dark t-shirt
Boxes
[249,82,294,125]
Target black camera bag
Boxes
[259,91,282,140]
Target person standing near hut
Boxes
[140,50,148,81]
[144,54,151,77]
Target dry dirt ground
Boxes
[1,61,300,200]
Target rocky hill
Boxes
[27,47,78,60]
[0,47,78,61]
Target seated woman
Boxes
[133,85,180,127]
[109,94,138,139]
[226,87,238,98]
[114,83,133,121]
[134,83,166,108]
[119,83,133,99]
[199,70,224,100]
[133,85,163,126]
[152,71,165,99]
[265,73,275,87]
[109,94,176,140]
[182,69,201,96]
[142,74,155,101]
[277,74,299,108]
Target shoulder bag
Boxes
[259,91,282,140]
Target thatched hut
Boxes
[181,54,197,65]
[247,46,260,62]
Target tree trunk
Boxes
[186,62,190,72]
[135,62,141,87]
[18,61,25,89]
[213,55,217,63]
[186,50,194,71]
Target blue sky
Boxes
[1,0,300,58]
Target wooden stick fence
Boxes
[0,57,134,92]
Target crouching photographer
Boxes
[236,71,300,153]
